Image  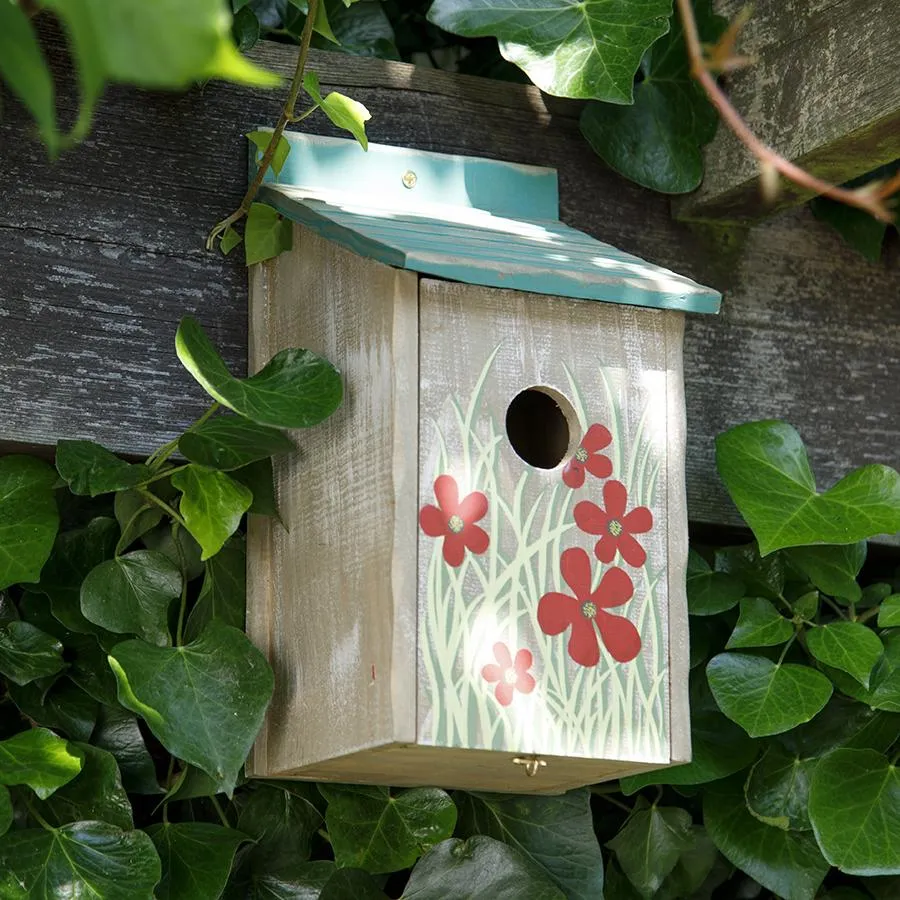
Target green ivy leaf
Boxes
[878,595,900,628]
[0,728,83,799]
[656,826,721,900]
[811,196,888,262]
[245,201,294,264]
[304,72,372,149]
[607,800,693,896]
[455,789,604,900]
[0,786,11,838]
[91,704,161,795]
[233,5,261,52]
[687,550,745,616]
[8,677,99,742]
[826,629,900,712]
[807,622,884,688]
[220,224,244,256]
[148,822,248,900]
[793,591,820,621]
[319,867,387,899]
[866,876,900,900]
[246,130,292,178]
[704,777,829,900]
[707,653,832,737]
[171,465,252,561]
[809,748,900,875]
[580,0,723,192]
[0,822,161,899]
[80,550,182,646]
[403,836,565,899]
[726,598,794,649]
[320,784,457,874]
[0,621,65,685]
[0,456,60,590]
[176,316,343,429]
[319,0,400,58]
[744,745,816,831]
[427,0,671,104]
[179,415,295,471]
[715,421,900,555]
[787,542,866,602]
[115,489,164,551]
[55,439,150,497]
[715,543,786,601]
[143,522,205,582]
[185,536,246,641]
[231,458,281,517]
[108,620,273,795]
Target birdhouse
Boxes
[245,133,720,793]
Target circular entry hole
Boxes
[505,387,579,469]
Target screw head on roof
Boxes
[402,170,418,189]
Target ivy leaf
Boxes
[115,489,164,550]
[455,789,604,900]
[0,728,83,799]
[319,0,400,58]
[0,822,161,899]
[866,876,900,900]
[233,5,261,52]
[794,591,820,621]
[826,629,900,712]
[91,704,161,795]
[143,522,205,582]
[231,458,281,517]
[787,542,866,602]
[403,836,565,899]
[148,822,248,900]
[304,72,372,149]
[704,777,829,900]
[7,677,99,742]
[245,201,294,264]
[171,465,252,561]
[809,748,900,875]
[607,801,693,896]
[715,421,900,555]
[320,784,457,873]
[108,620,274,795]
[179,415,295,471]
[811,196,889,262]
[878,595,900,628]
[715,543,786,601]
[320,867,388,899]
[655,826,721,900]
[744,744,816,831]
[707,653,832,737]
[807,622,884,688]
[726,598,794,649]
[0,455,60,589]
[246,130,291,178]
[0,786,11,837]
[175,316,343,429]
[220,224,244,256]
[580,0,723,192]
[80,550,182,646]
[0,621,65,685]
[687,550,745,616]
[427,0,671,104]
[55,439,150,497]
[185,536,246,641]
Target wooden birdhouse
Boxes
[245,133,720,793]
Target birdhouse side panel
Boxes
[416,280,680,767]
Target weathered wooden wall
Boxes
[1,29,898,536]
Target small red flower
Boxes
[419,474,489,567]
[538,548,640,666]
[481,642,535,706]
[574,480,653,568]
[563,424,613,489]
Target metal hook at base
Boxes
[512,756,547,777]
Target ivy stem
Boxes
[206,0,320,250]
[137,465,189,489]
[820,595,848,620]
[589,788,631,813]
[23,794,54,831]
[211,795,232,829]
[138,489,188,532]
[148,402,221,472]
[115,504,154,556]
[858,606,881,625]
[777,633,797,665]
[172,522,190,647]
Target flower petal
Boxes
[594,534,618,564]
[538,592,579,636]
[442,533,466,567]
[596,611,642,662]
[562,461,585,489]
[493,642,512,669]
[582,423,612,453]
[495,682,514,706]
[458,490,488,524]
[595,567,634,608]
[481,664,502,683]
[433,474,459,515]
[560,547,592,598]
[419,505,447,537]
[514,648,533,675]
[516,671,536,695]
[464,524,490,556]
[603,480,628,519]
[584,453,613,479]
[574,500,607,535]
[623,505,653,535]
[618,533,647,568]
[568,616,600,667]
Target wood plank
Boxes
[675,0,900,221]
[0,23,898,542]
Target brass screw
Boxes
[513,756,547,777]
[402,170,418,189]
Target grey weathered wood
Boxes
[1,25,898,540]
[675,0,900,221]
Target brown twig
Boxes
[206,0,320,250]
[676,0,898,222]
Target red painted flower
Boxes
[562,424,613,489]
[481,642,536,706]
[419,474,489,567]
[538,548,640,666]
[574,480,653,568]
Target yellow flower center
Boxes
[447,514,465,534]
[503,668,518,685]
[608,519,623,537]
[574,447,589,463]
[581,601,597,618]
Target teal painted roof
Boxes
[256,133,721,315]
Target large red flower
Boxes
[562,424,613,489]
[419,474,489,567]
[537,548,640,666]
[481,642,535,706]
[574,480,653,568]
